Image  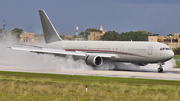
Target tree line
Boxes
[79,28,152,41]
[0,27,174,42]
[0,28,23,42]
[101,30,152,41]
[0,28,23,38]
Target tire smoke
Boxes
[99,59,176,71]
[0,35,93,71]
[0,46,93,71]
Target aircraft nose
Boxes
[168,50,174,59]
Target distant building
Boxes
[63,35,72,40]
[148,33,180,49]
[88,25,106,41]
[88,32,102,41]
[19,31,37,43]
[100,25,105,34]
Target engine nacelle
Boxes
[133,63,148,66]
[85,55,103,67]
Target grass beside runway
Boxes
[175,61,180,68]
[174,55,180,68]
[174,55,180,59]
[0,71,180,100]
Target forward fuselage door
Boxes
[148,46,153,55]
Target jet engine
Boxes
[133,63,148,66]
[85,55,103,67]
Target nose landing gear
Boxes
[157,65,163,72]
[157,62,164,73]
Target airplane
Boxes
[10,10,174,72]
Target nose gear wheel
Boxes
[157,65,163,72]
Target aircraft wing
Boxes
[9,47,116,58]
[15,43,45,49]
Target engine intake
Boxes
[85,55,103,67]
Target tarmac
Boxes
[0,65,180,81]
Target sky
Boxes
[0,0,180,36]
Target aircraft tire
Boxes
[157,67,163,73]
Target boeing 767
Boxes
[10,10,174,72]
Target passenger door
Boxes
[148,46,153,55]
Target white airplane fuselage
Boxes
[46,41,174,64]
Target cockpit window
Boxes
[160,48,171,51]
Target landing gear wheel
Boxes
[157,65,163,73]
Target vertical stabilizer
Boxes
[39,10,63,44]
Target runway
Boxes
[0,65,180,81]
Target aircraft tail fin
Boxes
[39,10,63,44]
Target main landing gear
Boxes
[157,63,164,73]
